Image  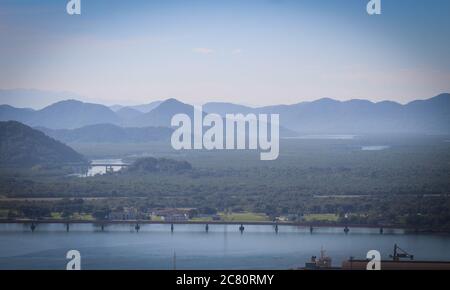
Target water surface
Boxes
[0,224,449,270]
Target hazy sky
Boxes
[1,0,450,107]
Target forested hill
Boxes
[37,124,173,143]
[0,121,86,167]
[125,157,192,174]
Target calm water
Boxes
[0,224,449,270]
[361,145,390,151]
[282,135,357,140]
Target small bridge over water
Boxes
[89,162,131,172]
[66,162,131,175]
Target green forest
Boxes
[1,132,449,232]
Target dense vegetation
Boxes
[125,157,192,173]
[0,135,449,231]
[0,121,86,167]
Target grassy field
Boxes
[50,212,62,219]
[219,212,270,222]
[151,215,164,222]
[303,213,339,222]
[71,213,94,220]
[49,212,94,221]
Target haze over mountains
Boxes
[204,94,450,134]
[0,100,120,129]
[1,93,449,137]
[0,89,83,109]
[110,101,163,113]
[38,124,173,144]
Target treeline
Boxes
[125,157,192,173]
[0,121,86,167]
[2,195,450,231]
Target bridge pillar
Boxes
[239,224,245,234]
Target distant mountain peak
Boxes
[160,98,185,105]
[312,97,340,104]
[27,99,120,129]
[60,99,82,103]
[435,92,450,98]
[406,92,450,106]
[345,99,374,104]
[155,98,192,112]
[2,93,450,134]
[431,93,450,102]
[44,99,95,107]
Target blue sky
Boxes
[0,0,449,106]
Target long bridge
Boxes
[0,219,409,234]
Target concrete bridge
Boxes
[0,219,405,234]
[89,163,131,173]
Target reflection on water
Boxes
[283,135,357,140]
[0,223,449,270]
[361,145,390,151]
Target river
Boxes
[0,224,449,269]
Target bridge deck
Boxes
[0,219,404,229]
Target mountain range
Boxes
[37,124,173,143]
[1,93,449,135]
[110,100,163,113]
[0,100,120,129]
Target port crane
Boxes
[390,244,414,261]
